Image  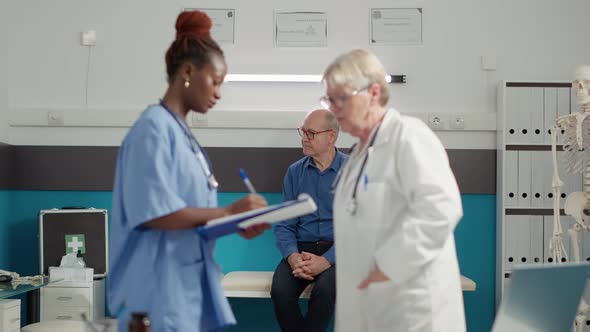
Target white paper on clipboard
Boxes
[198,194,317,240]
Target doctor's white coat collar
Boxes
[358,108,400,150]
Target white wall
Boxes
[0,2,10,143]
[2,0,589,148]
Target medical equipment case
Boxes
[39,208,108,277]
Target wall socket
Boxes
[450,113,465,130]
[47,111,64,125]
[428,113,448,130]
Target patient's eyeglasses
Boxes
[297,127,333,140]
[319,85,370,109]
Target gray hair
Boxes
[307,109,340,139]
[322,49,390,107]
[324,110,339,134]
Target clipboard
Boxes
[197,193,317,240]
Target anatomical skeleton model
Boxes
[552,65,590,332]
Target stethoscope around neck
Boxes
[159,100,219,190]
[331,122,382,216]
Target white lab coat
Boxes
[333,109,466,332]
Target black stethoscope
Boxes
[160,100,219,190]
[331,122,382,216]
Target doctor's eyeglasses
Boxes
[319,85,370,109]
[297,127,333,140]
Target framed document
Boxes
[186,8,236,44]
[370,8,422,45]
[274,11,328,47]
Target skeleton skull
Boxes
[573,65,590,106]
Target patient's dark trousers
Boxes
[270,242,336,332]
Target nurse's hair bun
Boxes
[175,10,212,40]
[165,10,223,81]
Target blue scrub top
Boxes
[108,104,235,332]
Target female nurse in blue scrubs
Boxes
[108,10,270,332]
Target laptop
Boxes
[492,263,590,332]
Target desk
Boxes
[0,278,60,324]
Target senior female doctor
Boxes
[108,10,270,332]
[322,49,466,332]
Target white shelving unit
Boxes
[496,81,590,328]
[40,279,105,322]
[0,299,20,332]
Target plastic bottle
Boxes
[76,250,86,268]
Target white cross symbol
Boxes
[67,236,84,253]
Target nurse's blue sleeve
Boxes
[274,167,299,259]
[121,129,187,230]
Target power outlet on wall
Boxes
[47,111,64,125]
[428,113,448,130]
[450,113,465,130]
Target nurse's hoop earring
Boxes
[184,80,190,88]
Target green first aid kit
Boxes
[39,208,108,277]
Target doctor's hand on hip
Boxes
[225,194,271,239]
[358,267,390,289]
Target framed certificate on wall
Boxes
[185,8,236,44]
[274,11,328,47]
[370,8,423,45]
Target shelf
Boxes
[506,208,590,216]
[505,208,566,216]
[506,82,572,88]
[504,270,590,279]
[497,82,576,308]
[505,145,564,151]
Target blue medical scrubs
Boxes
[108,104,235,332]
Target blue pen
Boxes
[239,168,257,194]
[364,174,368,191]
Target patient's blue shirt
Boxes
[274,150,346,264]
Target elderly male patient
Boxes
[271,109,346,332]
